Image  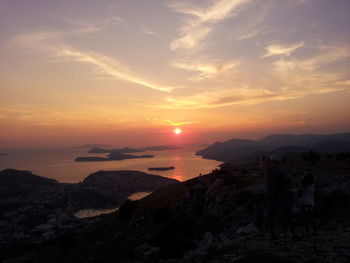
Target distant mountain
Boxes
[310,139,350,153]
[259,132,350,149]
[196,139,261,161]
[75,153,154,162]
[140,145,182,151]
[88,147,113,153]
[87,146,181,154]
[196,132,350,162]
[0,169,57,187]
[88,147,144,154]
[71,144,108,149]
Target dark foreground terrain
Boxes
[1,152,349,263]
[0,169,178,251]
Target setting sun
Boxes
[174,128,182,135]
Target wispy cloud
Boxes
[140,26,164,39]
[157,44,350,109]
[171,59,239,81]
[146,118,198,126]
[262,42,304,58]
[169,0,250,51]
[55,16,127,35]
[273,45,350,73]
[111,16,126,24]
[11,31,174,92]
[159,87,295,109]
[237,28,261,40]
[236,0,273,40]
[159,83,347,109]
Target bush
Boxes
[152,206,171,225]
[118,199,138,219]
[302,151,320,164]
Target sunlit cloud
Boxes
[55,48,175,92]
[235,0,273,40]
[169,0,250,51]
[160,88,297,109]
[237,28,261,40]
[145,118,198,127]
[11,31,174,92]
[158,43,350,109]
[171,60,239,80]
[111,16,126,24]
[336,80,350,86]
[273,46,350,73]
[262,42,304,58]
[163,120,198,126]
[160,83,347,110]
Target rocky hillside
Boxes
[0,169,178,252]
[82,170,179,202]
[10,153,350,263]
[0,169,57,187]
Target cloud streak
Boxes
[171,59,239,81]
[262,42,304,58]
[11,31,174,92]
[169,0,250,51]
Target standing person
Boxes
[262,154,297,240]
[298,173,317,235]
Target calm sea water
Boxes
[0,147,221,183]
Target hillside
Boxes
[7,154,350,263]
[0,169,178,250]
[196,132,350,162]
[0,169,57,187]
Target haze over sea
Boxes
[0,146,221,183]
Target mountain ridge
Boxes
[196,132,350,162]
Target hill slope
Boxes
[18,155,350,263]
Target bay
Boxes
[0,146,221,183]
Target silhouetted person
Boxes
[262,154,297,240]
[298,173,317,235]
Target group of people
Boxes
[262,153,317,240]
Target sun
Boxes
[174,128,182,135]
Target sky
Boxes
[0,0,350,148]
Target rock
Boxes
[245,184,265,195]
[236,223,260,235]
[134,244,159,260]
[41,231,55,240]
[31,224,54,233]
[144,246,160,260]
[13,232,28,240]
[217,233,234,249]
[187,232,215,257]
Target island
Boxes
[87,145,181,154]
[75,153,154,162]
[148,166,175,171]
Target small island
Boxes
[148,166,175,171]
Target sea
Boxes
[0,146,221,183]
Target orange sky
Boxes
[0,0,350,148]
